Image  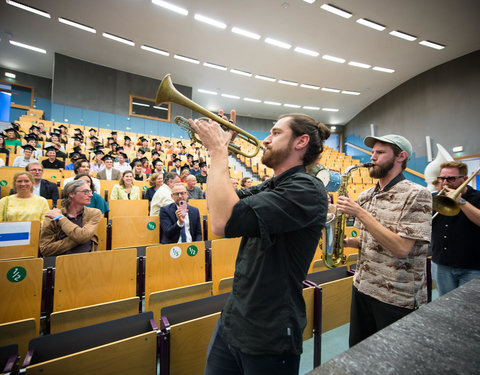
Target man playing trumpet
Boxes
[431,161,480,295]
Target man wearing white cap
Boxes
[337,134,432,347]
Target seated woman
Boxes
[0,171,49,222]
[110,171,141,200]
[132,161,146,181]
[144,173,163,202]
[74,173,109,215]
[0,134,10,154]
[141,157,152,176]
[240,177,253,190]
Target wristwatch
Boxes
[459,198,467,205]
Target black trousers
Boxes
[349,286,415,347]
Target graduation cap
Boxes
[93,149,105,155]
[151,151,160,157]
[74,128,82,133]
[24,134,38,142]
[50,130,61,137]
[10,122,20,131]
[107,136,114,141]
[199,162,207,168]
[58,124,67,130]
[141,138,149,143]
[173,157,181,163]
[176,140,183,145]
[102,154,114,161]
[186,154,193,159]
[116,146,124,151]
[72,135,83,141]
[111,142,119,147]
[118,152,128,159]
[137,149,145,155]
[155,141,162,146]
[192,160,200,165]
[88,128,97,133]
[73,145,82,152]
[21,145,36,152]
[124,136,131,141]
[89,136,98,142]
[44,146,57,153]
[164,139,171,144]
[111,131,118,135]
[69,151,81,159]
[180,165,190,172]
[140,157,149,163]
[5,127,16,133]
[152,138,158,142]
[29,125,40,131]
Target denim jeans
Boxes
[431,261,480,296]
[204,319,300,375]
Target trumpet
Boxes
[433,166,480,216]
[155,74,264,158]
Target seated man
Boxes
[160,183,202,244]
[63,159,101,193]
[13,145,39,167]
[185,174,204,200]
[150,172,181,216]
[21,134,43,159]
[39,179,102,256]
[114,152,132,173]
[42,146,65,169]
[97,155,121,180]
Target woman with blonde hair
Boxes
[110,171,141,200]
[144,173,163,202]
[0,171,49,222]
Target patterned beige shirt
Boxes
[353,179,432,309]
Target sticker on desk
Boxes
[187,245,198,257]
[0,222,31,246]
[7,267,26,283]
[146,222,156,230]
[0,180,7,187]
[143,186,147,191]
[170,246,181,259]
[351,230,358,237]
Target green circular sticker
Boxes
[142,186,147,190]
[7,267,27,283]
[170,246,181,259]
[52,176,57,179]
[0,180,7,187]
[147,222,156,230]
[351,230,358,238]
[187,245,198,257]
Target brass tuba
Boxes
[323,163,373,268]
[155,74,264,158]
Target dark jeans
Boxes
[204,319,300,375]
[349,286,415,348]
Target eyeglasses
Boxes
[437,176,464,182]
[172,192,187,196]
[77,189,93,195]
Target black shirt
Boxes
[432,185,480,269]
[42,158,65,169]
[221,165,328,355]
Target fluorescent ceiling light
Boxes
[255,75,276,82]
[341,90,361,95]
[221,93,240,99]
[300,84,320,90]
[132,102,150,107]
[58,18,96,33]
[174,54,200,64]
[294,47,319,57]
[194,14,226,29]
[102,32,135,46]
[322,55,345,63]
[322,108,339,112]
[198,89,217,95]
[5,72,16,79]
[348,61,371,69]
[203,62,227,70]
[284,104,301,108]
[153,106,168,110]
[321,87,340,93]
[141,45,169,56]
[152,0,188,16]
[356,18,385,31]
[264,101,281,106]
[244,98,261,103]
[419,40,445,50]
[9,40,46,54]
[320,4,352,19]
[231,27,261,40]
[278,80,298,86]
[389,30,417,41]
[452,146,463,153]
[230,69,252,77]
[303,0,316,4]
[372,66,395,73]
[303,106,320,110]
[265,38,291,49]
[6,0,51,18]
[331,126,337,131]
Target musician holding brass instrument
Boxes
[431,161,480,296]
[337,134,432,347]
[190,112,330,375]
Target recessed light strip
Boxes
[9,40,46,54]
[255,75,276,82]
[6,0,51,18]
[356,18,385,31]
[151,0,188,16]
[231,27,261,40]
[174,54,199,64]
[419,40,445,50]
[265,38,291,49]
[278,80,298,86]
[203,62,227,70]
[372,66,394,73]
[102,32,135,46]
[198,89,217,95]
[230,69,252,77]
[322,55,345,63]
[320,4,352,19]
[348,61,371,69]
[141,45,169,56]
[294,47,319,57]
[58,17,96,33]
[194,14,226,29]
[389,30,417,41]
[5,72,16,79]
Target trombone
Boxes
[155,74,264,158]
[433,166,480,217]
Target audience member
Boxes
[110,171,141,200]
[97,155,121,180]
[42,146,65,169]
[114,152,131,173]
[240,177,253,190]
[171,158,182,175]
[3,127,22,148]
[65,152,82,170]
[190,160,200,176]
[0,171,49,222]
[145,173,163,202]
[152,159,166,178]
[74,173,109,215]
[90,150,105,173]
[18,162,59,207]
[132,161,146,181]
[186,174,204,200]
[39,180,102,256]
[150,172,181,216]
[180,167,190,182]
[63,159,101,193]
[160,183,202,244]
[13,145,39,167]
[21,134,42,159]
[0,135,10,154]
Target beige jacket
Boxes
[39,207,102,257]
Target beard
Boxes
[261,138,294,168]
[369,157,395,179]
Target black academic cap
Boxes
[141,138,148,142]
[5,127,16,133]
[24,134,37,141]
[137,149,145,155]
[69,151,81,158]
[107,137,114,141]
[21,145,36,152]
[199,162,207,168]
[111,142,119,147]
[187,153,193,158]
[73,145,82,152]
[173,157,181,162]
[89,135,98,141]
[93,149,105,155]
[44,146,57,153]
[58,124,67,129]
[111,131,117,135]
[102,154,114,161]
[181,165,190,171]
[164,139,171,143]
[10,122,20,130]
[118,152,128,159]
[50,130,61,136]
[140,157,149,163]
[151,151,159,157]
[152,138,158,142]
[74,128,82,132]
[116,146,124,151]
[29,125,40,131]
[124,136,131,141]
[89,128,97,132]
[72,135,83,141]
